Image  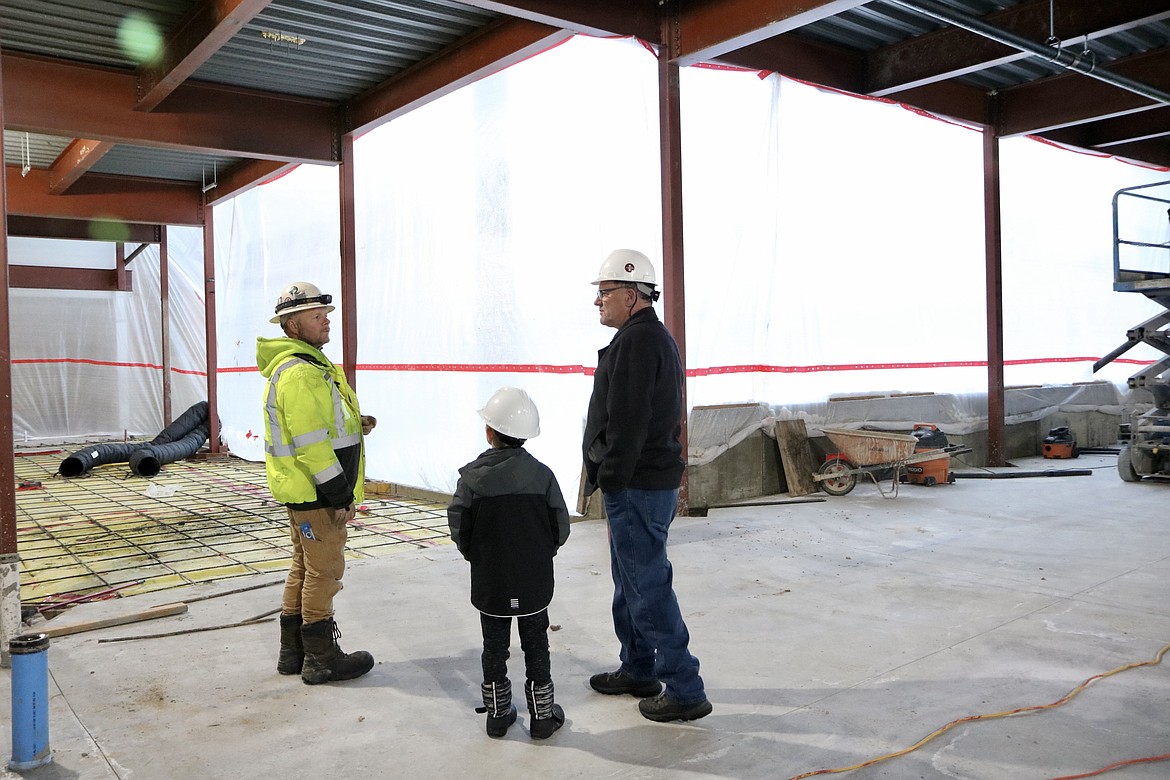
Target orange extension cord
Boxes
[787,642,1170,780]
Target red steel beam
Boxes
[1106,139,1170,170]
[206,159,300,207]
[3,52,338,164]
[137,0,273,112]
[673,0,868,67]
[347,17,573,135]
[713,34,865,92]
[6,167,203,225]
[451,0,658,39]
[8,266,132,292]
[1044,106,1170,150]
[998,48,1170,136]
[868,0,1170,96]
[49,138,115,194]
[7,215,161,243]
[886,80,990,126]
[122,243,151,265]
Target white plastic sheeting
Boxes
[212,164,343,465]
[215,36,664,498]
[9,35,1169,502]
[213,35,1168,501]
[7,228,207,442]
[999,138,1168,387]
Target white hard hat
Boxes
[478,387,540,440]
[271,281,335,324]
[593,249,660,301]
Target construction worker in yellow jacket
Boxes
[258,281,377,685]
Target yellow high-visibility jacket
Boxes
[257,336,365,508]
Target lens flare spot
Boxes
[88,218,131,243]
[117,12,163,64]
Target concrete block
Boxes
[687,428,784,510]
[1038,410,1124,448]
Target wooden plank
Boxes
[43,602,188,638]
[773,420,819,497]
[575,463,605,519]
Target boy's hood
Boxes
[459,447,541,497]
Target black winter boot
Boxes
[525,679,565,740]
[277,613,304,675]
[300,618,374,685]
[480,680,517,737]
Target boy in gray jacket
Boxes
[448,387,571,739]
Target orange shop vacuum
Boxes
[1042,426,1079,458]
[900,423,955,486]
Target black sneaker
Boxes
[638,692,713,722]
[589,670,662,697]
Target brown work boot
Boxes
[300,618,374,685]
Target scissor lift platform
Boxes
[1093,179,1170,388]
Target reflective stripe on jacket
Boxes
[257,337,365,507]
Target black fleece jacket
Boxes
[582,307,685,496]
[447,446,570,617]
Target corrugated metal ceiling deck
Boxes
[0,0,191,68]
[194,0,498,100]
[796,0,1170,92]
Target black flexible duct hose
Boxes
[59,402,212,478]
[59,442,148,477]
[129,422,211,478]
[150,401,209,445]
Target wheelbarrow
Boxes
[813,427,971,497]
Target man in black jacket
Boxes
[582,249,711,722]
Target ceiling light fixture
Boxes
[202,161,218,193]
[21,132,31,177]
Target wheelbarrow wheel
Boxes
[819,458,856,496]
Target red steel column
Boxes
[203,207,221,452]
[339,135,358,389]
[983,126,1006,466]
[116,242,129,289]
[160,227,172,426]
[0,43,21,663]
[660,3,690,513]
[0,46,17,557]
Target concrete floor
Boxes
[2,454,1168,780]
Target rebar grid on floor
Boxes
[13,450,451,606]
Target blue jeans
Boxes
[603,487,705,703]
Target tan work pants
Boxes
[281,506,347,625]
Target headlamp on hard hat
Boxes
[275,293,332,314]
[270,282,337,324]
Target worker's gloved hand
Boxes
[361,415,377,435]
[334,504,356,527]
